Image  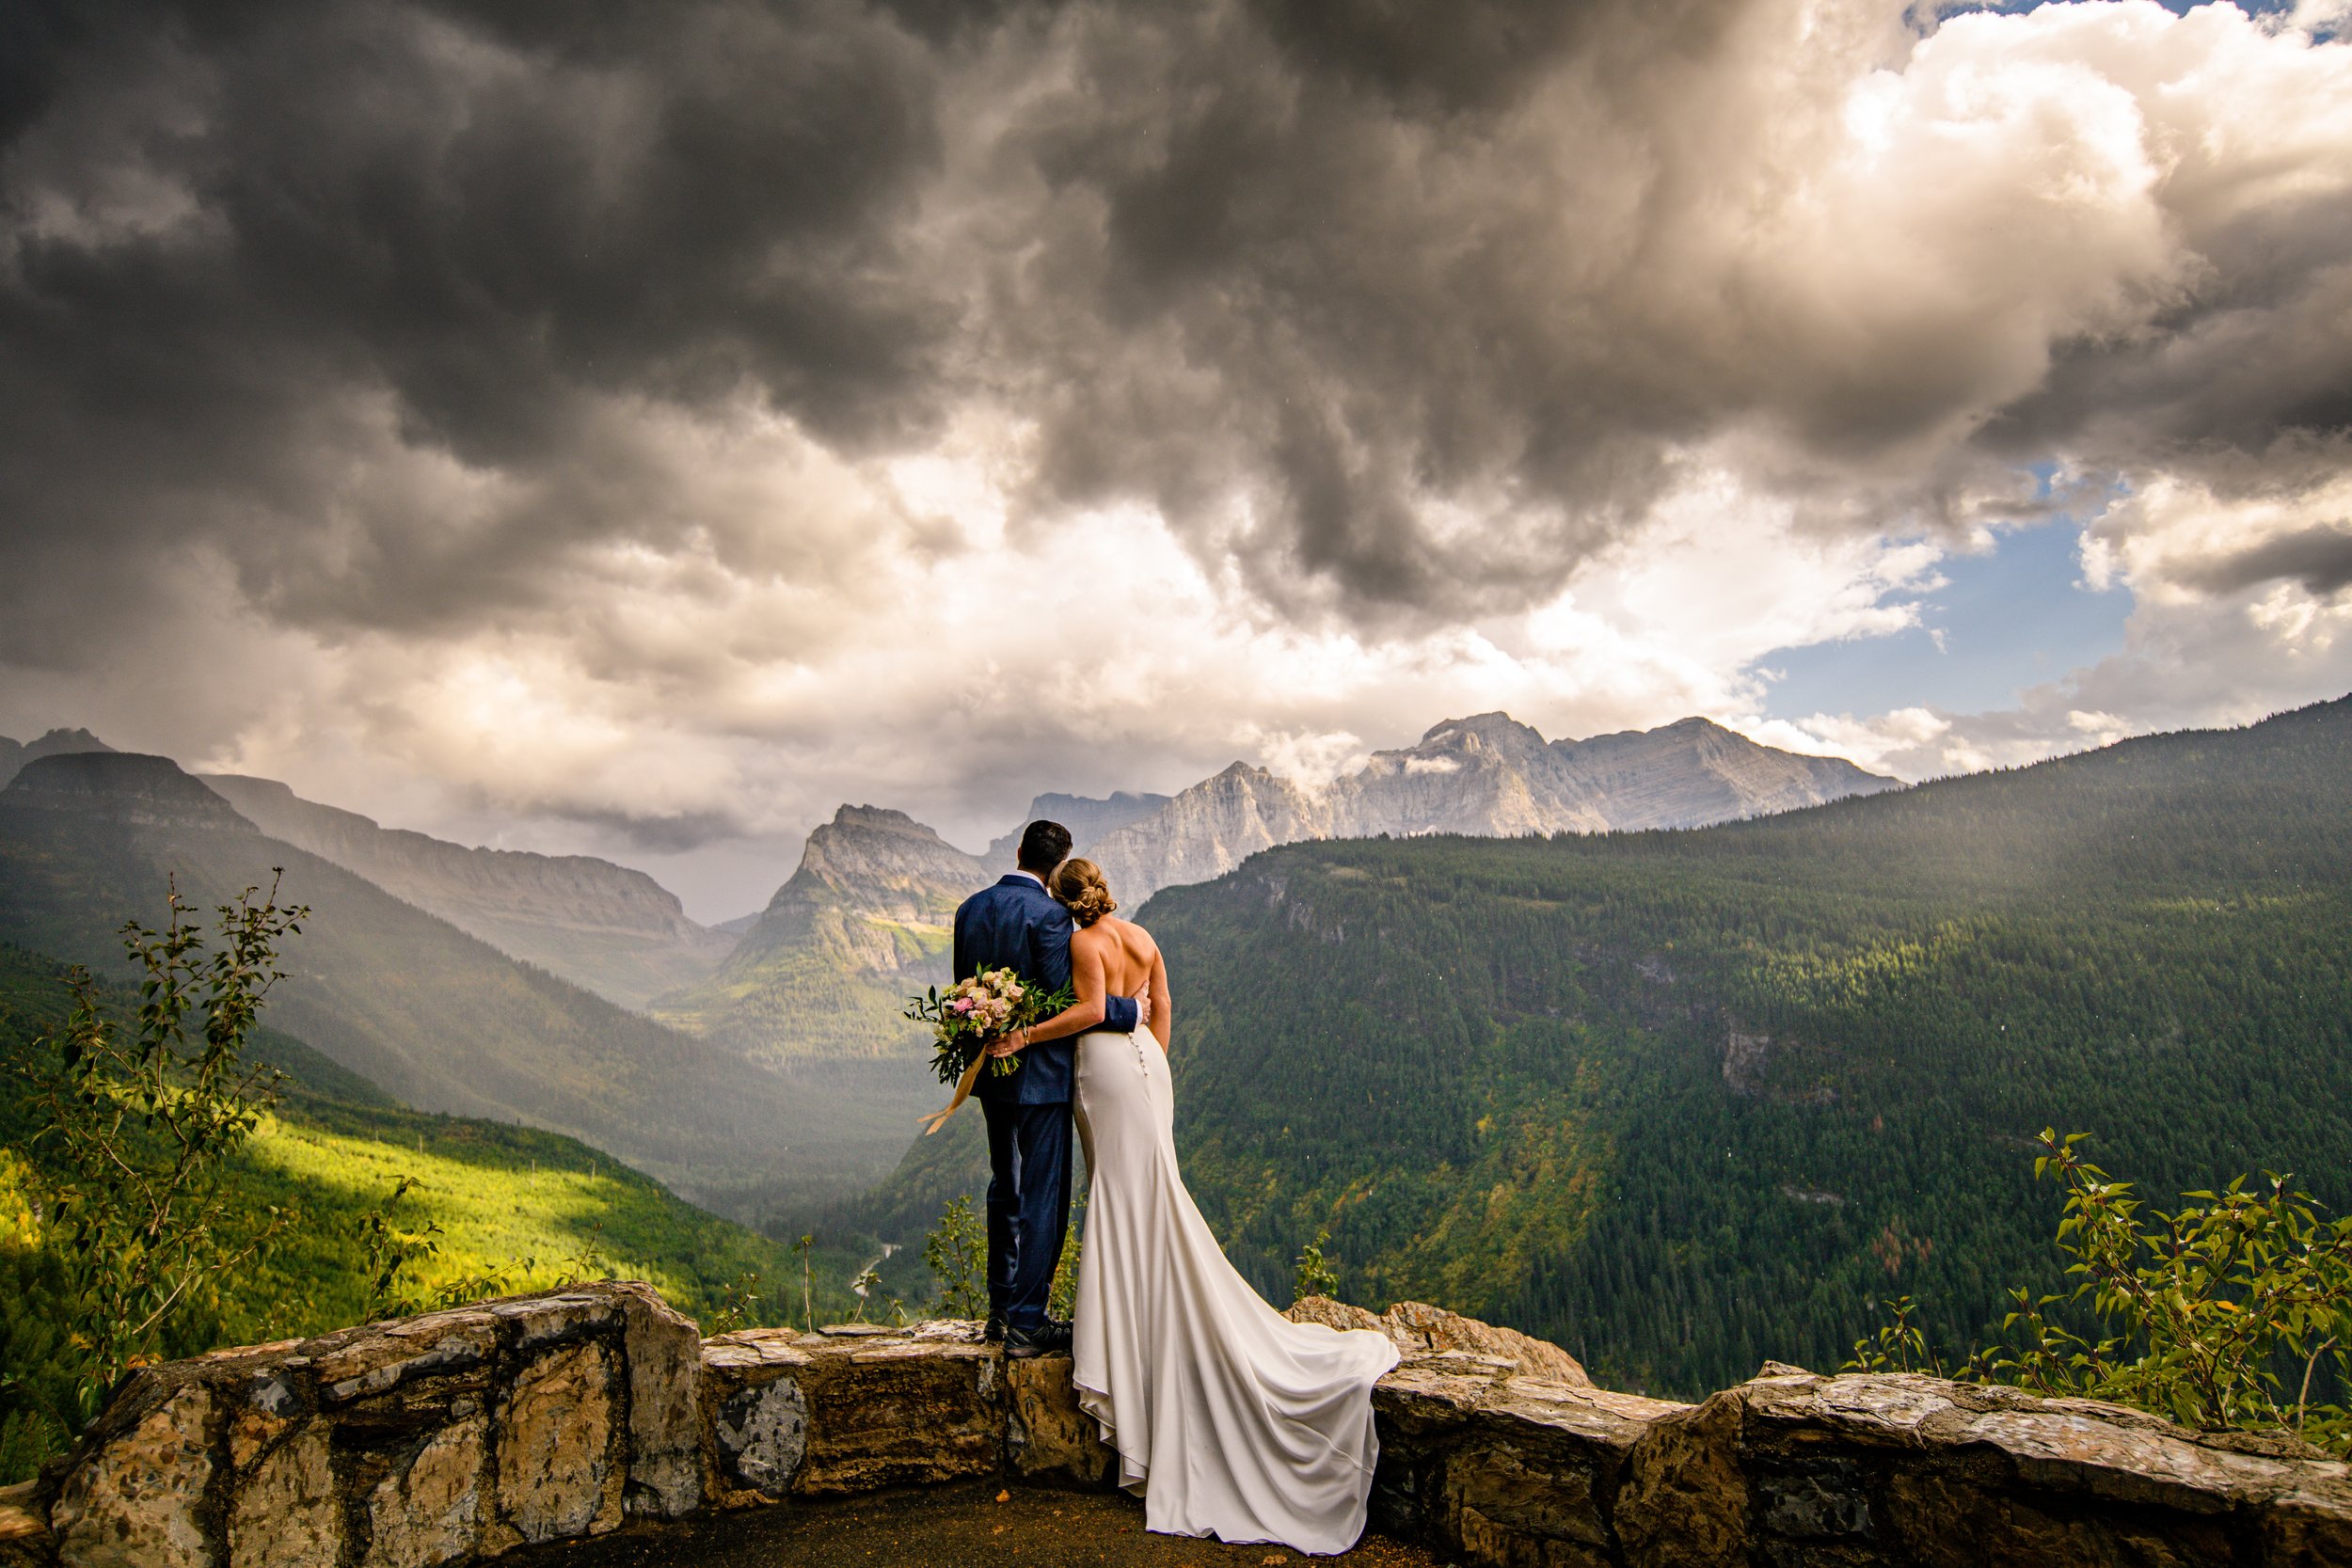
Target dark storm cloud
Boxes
[1979,189,2352,468]
[4,0,2350,816]
[2185,522,2352,599]
[0,0,953,648]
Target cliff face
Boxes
[1073,713,1899,906]
[782,805,991,933]
[201,773,736,1012]
[1089,764,1335,905]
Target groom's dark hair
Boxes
[1016,819,1073,874]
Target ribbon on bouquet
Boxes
[920,1032,1024,1134]
[917,1051,988,1136]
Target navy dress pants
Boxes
[981,1095,1074,1332]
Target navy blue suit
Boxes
[953,873,1139,1330]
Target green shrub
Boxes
[1848,1130,2352,1454]
[21,879,304,1422]
[924,1195,986,1319]
[1294,1227,1341,1303]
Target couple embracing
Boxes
[946,818,1400,1555]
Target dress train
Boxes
[1071,1026,1399,1555]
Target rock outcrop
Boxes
[12,1288,2348,1568]
[1289,1297,1595,1387]
[199,775,736,1012]
[1608,1368,2352,1568]
[24,1284,702,1568]
[2,753,255,834]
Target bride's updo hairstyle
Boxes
[1051,858,1119,928]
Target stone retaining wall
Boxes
[3,1283,2346,1567]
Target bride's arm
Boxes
[990,930,1108,1055]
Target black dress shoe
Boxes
[983,1313,1006,1342]
[1005,1319,1073,1359]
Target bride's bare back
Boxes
[1073,916,1172,1050]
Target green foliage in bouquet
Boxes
[904,967,1075,1085]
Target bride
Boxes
[990,858,1401,1555]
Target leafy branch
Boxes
[22,876,308,1423]
[1846,1130,2352,1454]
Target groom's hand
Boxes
[1135,984,1152,1029]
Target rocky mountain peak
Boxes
[26,726,116,755]
[788,805,986,915]
[0,726,117,788]
[1420,712,1546,748]
[660,803,990,1032]
[827,803,933,835]
[3,752,256,832]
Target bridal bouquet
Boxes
[905,967,1074,1085]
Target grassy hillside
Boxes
[0,778,892,1210]
[0,941,885,1481]
[855,697,2352,1398]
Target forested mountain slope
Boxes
[0,752,851,1207]
[860,696,2352,1397]
[1138,697,2352,1397]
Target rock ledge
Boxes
[9,1291,2347,1567]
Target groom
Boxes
[954,818,1146,1358]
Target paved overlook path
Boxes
[507,1480,1445,1567]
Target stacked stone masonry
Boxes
[2,1284,2344,1567]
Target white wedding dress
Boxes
[1070,1023,1400,1555]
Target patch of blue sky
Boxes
[1963,0,2302,15]
[1755,516,2135,721]
[1944,0,2328,33]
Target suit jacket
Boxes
[954,873,1136,1106]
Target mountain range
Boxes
[201,773,739,1010]
[0,728,112,787]
[1074,713,1898,906]
[644,716,1898,1169]
[0,712,1899,1206]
